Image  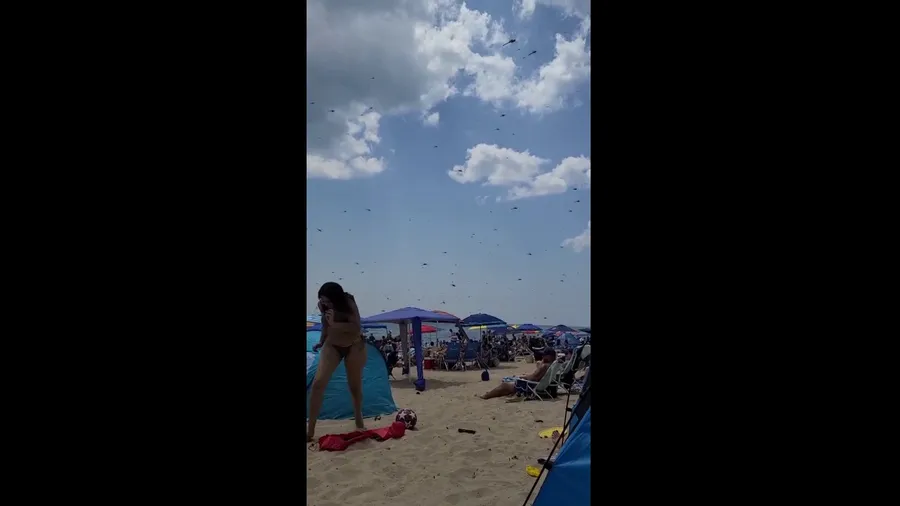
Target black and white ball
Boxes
[395,408,417,429]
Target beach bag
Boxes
[481,369,490,381]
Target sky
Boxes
[306,0,591,326]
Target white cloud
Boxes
[447,144,589,200]
[516,0,591,20]
[307,0,590,179]
[513,18,591,113]
[475,195,489,205]
[423,112,440,127]
[307,108,385,179]
[505,155,590,200]
[514,0,537,18]
[448,144,549,186]
[561,220,590,252]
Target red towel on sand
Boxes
[317,422,407,451]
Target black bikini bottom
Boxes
[332,340,361,360]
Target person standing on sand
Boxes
[308,282,366,442]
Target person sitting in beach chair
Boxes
[479,349,556,400]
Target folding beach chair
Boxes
[442,341,461,370]
[465,340,484,368]
[515,361,561,401]
[451,339,469,371]
[551,356,577,393]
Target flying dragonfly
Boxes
[501,38,516,47]
[511,206,518,210]
[316,228,322,232]
[523,50,537,59]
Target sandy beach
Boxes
[307,360,578,506]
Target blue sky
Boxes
[307,0,591,326]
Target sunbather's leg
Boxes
[480,382,515,399]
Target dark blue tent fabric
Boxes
[362,307,460,323]
[460,313,507,326]
[533,408,591,506]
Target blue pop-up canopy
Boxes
[362,307,460,391]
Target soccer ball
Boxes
[395,408,417,429]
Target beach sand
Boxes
[307,360,577,506]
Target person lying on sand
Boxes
[479,348,556,400]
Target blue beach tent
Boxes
[305,330,397,420]
[533,368,591,506]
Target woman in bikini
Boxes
[308,282,367,442]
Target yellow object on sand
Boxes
[526,465,541,477]
[539,427,565,439]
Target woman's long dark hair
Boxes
[318,282,352,314]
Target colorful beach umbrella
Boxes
[461,313,507,327]
[430,309,459,320]
[545,324,577,334]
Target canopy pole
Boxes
[400,322,410,377]
[412,318,425,391]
